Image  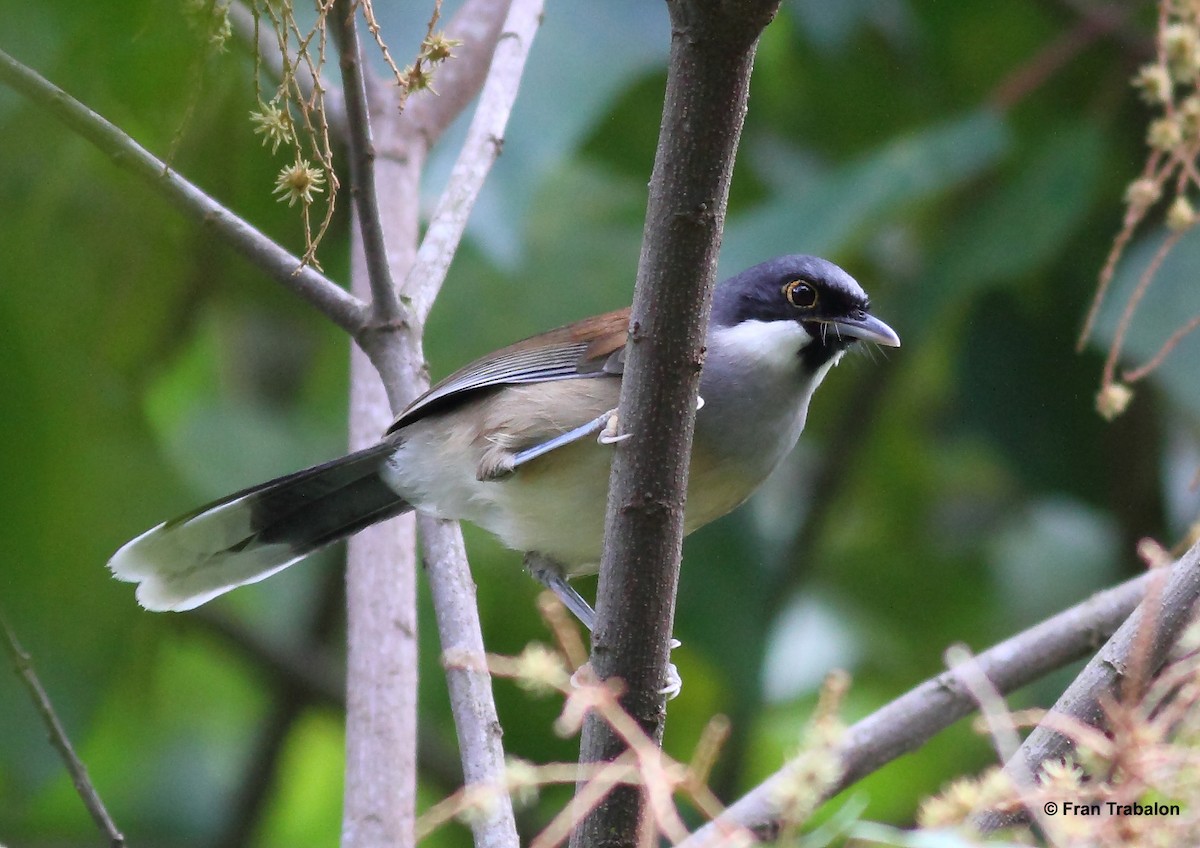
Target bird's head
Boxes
[709,255,900,372]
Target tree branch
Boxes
[1,609,125,848]
[574,3,780,846]
[339,0,532,839]
[684,560,1191,845]
[420,517,520,848]
[977,539,1200,832]
[0,47,368,336]
[333,0,404,324]
[406,0,544,325]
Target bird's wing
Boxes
[388,307,629,432]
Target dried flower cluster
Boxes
[1080,0,1200,421]
[414,593,827,847]
[915,612,1200,848]
[239,0,458,267]
[246,0,339,266]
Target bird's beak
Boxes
[819,312,901,347]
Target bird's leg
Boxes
[524,552,681,698]
[499,409,621,478]
[525,552,595,631]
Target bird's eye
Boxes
[783,279,818,309]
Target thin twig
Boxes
[1102,228,1184,387]
[683,559,1191,846]
[405,0,545,324]
[0,46,368,335]
[989,18,1113,111]
[419,515,520,848]
[332,0,404,324]
[229,0,348,135]
[1123,312,1200,382]
[1,610,125,848]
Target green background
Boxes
[2,0,1199,845]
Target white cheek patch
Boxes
[710,320,811,371]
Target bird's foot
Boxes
[597,409,631,445]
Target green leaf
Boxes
[913,121,1105,337]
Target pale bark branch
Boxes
[420,516,520,848]
[0,47,367,336]
[684,559,1193,845]
[340,0,532,840]
[1,610,125,848]
[407,0,544,325]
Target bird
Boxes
[109,254,900,632]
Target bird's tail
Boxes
[109,442,411,611]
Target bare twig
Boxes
[0,46,367,335]
[419,515,520,848]
[1,610,125,848]
[229,0,348,135]
[1123,312,1200,382]
[1102,229,1184,387]
[989,18,1113,111]
[406,0,544,324]
[684,559,1190,845]
[332,0,404,324]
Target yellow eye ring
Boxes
[783,279,818,309]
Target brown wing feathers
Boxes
[390,308,630,431]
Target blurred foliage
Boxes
[2,0,1200,845]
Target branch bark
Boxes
[573,2,780,846]
[684,558,1195,845]
[333,0,403,324]
[977,539,1200,832]
[339,2,529,846]
[0,47,367,336]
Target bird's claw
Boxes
[660,662,682,699]
[597,410,632,445]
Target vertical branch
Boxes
[573,2,780,847]
[333,0,404,324]
[407,0,543,324]
[340,1,526,845]
[338,9,425,845]
[342,227,423,848]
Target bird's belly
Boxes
[383,412,768,576]
[485,439,764,574]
